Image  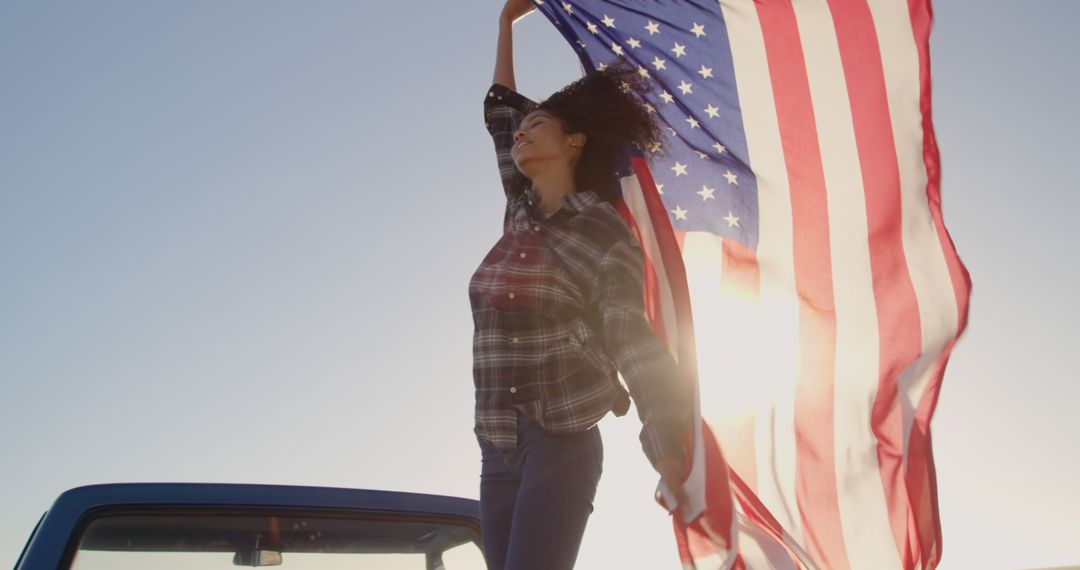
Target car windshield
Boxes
[69,511,484,569]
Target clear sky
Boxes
[1,2,1077,569]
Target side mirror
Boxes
[232,550,283,566]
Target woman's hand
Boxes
[501,0,536,24]
[654,457,691,520]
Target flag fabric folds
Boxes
[532,1,970,569]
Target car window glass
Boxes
[68,511,485,570]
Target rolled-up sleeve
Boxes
[592,235,692,466]
[484,83,538,201]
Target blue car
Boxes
[15,483,484,569]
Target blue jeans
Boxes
[478,412,604,570]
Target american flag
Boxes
[533,1,971,568]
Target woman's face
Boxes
[511,110,585,178]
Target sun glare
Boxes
[682,233,800,422]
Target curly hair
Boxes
[537,60,664,204]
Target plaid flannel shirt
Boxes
[470,83,691,466]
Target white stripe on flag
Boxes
[718,0,803,548]
[680,231,727,528]
[791,1,901,568]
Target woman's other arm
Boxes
[493,0,536,90]
[485,1,539,203]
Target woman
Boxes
[470,1,692,568]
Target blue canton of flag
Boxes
[536,0,759,250]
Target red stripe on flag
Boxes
[617,199,672,347]
[625,160,715,541]
[630,156,700,373]
[755,2,848,568]
[675,420,738,562]
[908,0,972,566]
[828,0,924,562]
[621,158,742,563]
[906,416,941,568]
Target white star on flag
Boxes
[677,80,693,95]
[672,205,688,220]
[671,42,687,58]
[723,170,738,185]
[602,14,615,27]
[644,20,659,35]
[659,91,674,103]
[586,21,599,34]
[705,104,720,118]
[723,211,740,227]
[627,37,642,49]
[651,56,667,70]
[698,65,714,79]
[671,162,688,176]
[690,22,706,38]
[686,116,700,129]
[697,185,716,201]
[712,141,727,154]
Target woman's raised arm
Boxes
[493,0,536,90]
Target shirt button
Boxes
[507,292,516,299]
[511,337,520,344]
[519,252,527,259]
[533,225,541,232]
[509,387,517,394]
